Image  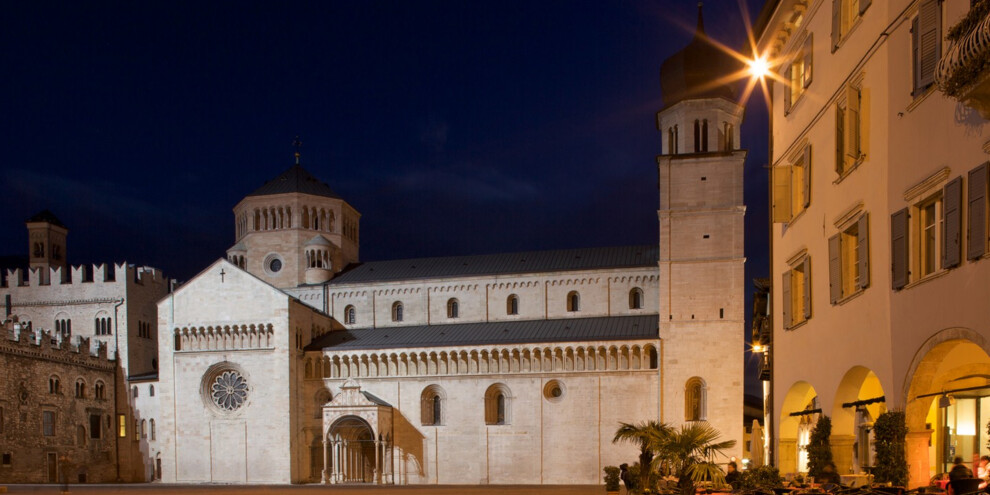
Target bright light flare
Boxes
[748,57,770,79]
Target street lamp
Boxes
[748,56,770,80]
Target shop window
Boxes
[829,213,870,303]
[782,255,811,329]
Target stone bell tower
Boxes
[26,209,68,273]
[655,3,746,457]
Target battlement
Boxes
[1,262,168,289]
[1,318,115,365]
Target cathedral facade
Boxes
[155,15,747,484]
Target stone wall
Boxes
[0,327,117,483]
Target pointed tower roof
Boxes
[659,3,740,109]
[26,209,66,228]
[247,165,341,199]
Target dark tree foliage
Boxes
[872,411,908,487]
[807,415,833,480]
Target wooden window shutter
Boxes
[828,234,842,303]
[917,0,941,89]
[943,176,963,269]
[803,34,814,88]
[781,270,792,329]
[857,214,870,289]
[912,16,921,93]
[968,163,988,260]
[845,85,861,161]
[835,105,845,174]
[772,166,793,223]
[891,208,909,290]
[831,0,841,52]
[784,65,793,113]
[859,0,872,15]
[802,257,812,320]
[803,145,812,208]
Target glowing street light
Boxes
[748,56,770,80]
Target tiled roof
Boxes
[26,210,66,228]
[330,245,658,284]
[304,314,658,352]
[247,165,341,199]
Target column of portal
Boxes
[374,438,381,484]
[322,438,329,483]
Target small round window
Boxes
[263,253,284,275]
[543,380,565,402]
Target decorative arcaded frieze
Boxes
[173,323,275,352]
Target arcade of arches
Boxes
[777,333,990,488]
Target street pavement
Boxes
[0,484,607,495]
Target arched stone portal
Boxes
[830,367,886,476]
[327,416,376,483]
[778,381,819,477]
[903,330,990,488]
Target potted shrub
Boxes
[604,466,621,495]
[872,411,908,487]
[807,415,833,481]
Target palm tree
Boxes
[651,423,736,495]
[613,420,671,492]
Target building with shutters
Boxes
[757,0,990,486]
[154,7,747,485]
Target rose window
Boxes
[210,370,248,411]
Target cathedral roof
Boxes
[305,235,333,247]
[305,314,658,352]
[329,245,658,284]
[659,4,740,109]
[26,209,66,228]
[247,164,341,199]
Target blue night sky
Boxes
[0,1,768,393]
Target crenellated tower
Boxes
[26,210,68,275]
[655,4,746,456]
[228,156,360,289]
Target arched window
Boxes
[150,419,156,441]
[694,119,701,152]
[566,291,580,312]
[702,119,709,151]
[344,305,356,325]
[149,385,155,397]
[646,346,658,370]
[685,377,707,421]
[485,383,512,425]
[673,125,679,153]
[392,302,403,322]
[447,298,459,319]
[133,386,139,398]
[314,389,332,419]
[667,127,675,154]
[421,385,446,426]
[141,419,147,439]
[95,381,106,400]
[174,334,181,351]
[629,288,644,309]
[49,376,60,395]
[75,379,86,398]
[506,294,519,315]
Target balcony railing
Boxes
[935,6,990,118]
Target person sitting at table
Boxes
[725,461,741,488]
[819,462,842,486]
[951,457,974,481]
[977,456,990,490]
